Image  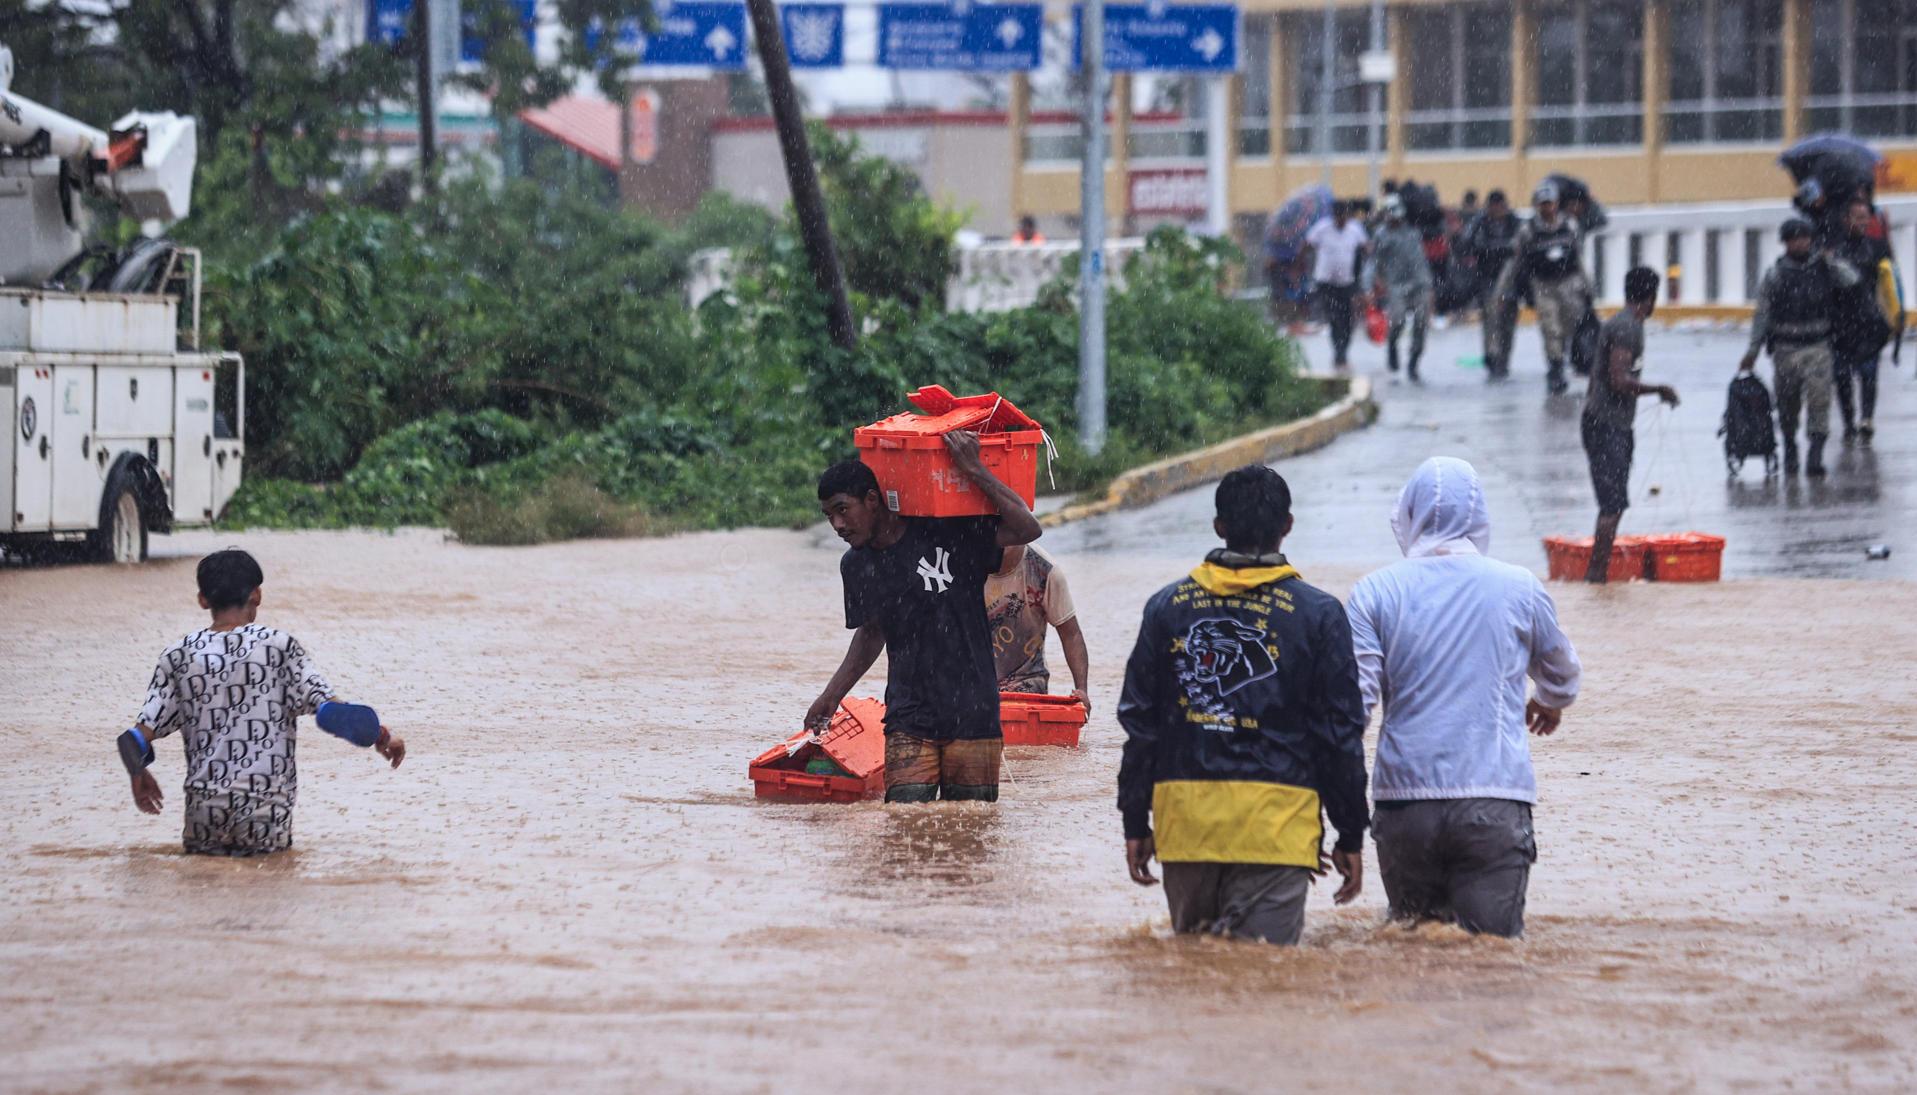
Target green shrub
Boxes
[446,475,663,546]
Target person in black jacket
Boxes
[1116,466,1368,945]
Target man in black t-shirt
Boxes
[807,433,1043,802]
[1580,267,1679,583]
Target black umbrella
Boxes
[1779,133,1880,193]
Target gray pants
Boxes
[1373,798,1535,937]
[1534,274,1590,365]
[1773,341,1834,442]
[1162,862,1314,945]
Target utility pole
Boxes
[1078,0,1108,455]
[745,0,857,349]
[1365,0,1385,200]
[413,0,437,194]
[1317,0,1334,185]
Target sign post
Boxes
[1079,0,1107,456]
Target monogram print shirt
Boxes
[842,516,1002,740]
[984,544,1078,694]
[136,625,334,806]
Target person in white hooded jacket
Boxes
[1345,457,1581,937]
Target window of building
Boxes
[1239,15,1273,158]
[1405,2,1513,151]
[1809,0,1917,137]
[1283,10,1372,156]
[1532,0,1644,148]
[1666,0,1784,143]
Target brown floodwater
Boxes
[3,526,1916,1092]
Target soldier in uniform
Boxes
[1458,190,1523,378]
[1493,182,1589,395]
[1740,218,1861,478]
[1364,195,1436,381]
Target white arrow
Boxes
[1192,28,1224,63]
[997,16,1024,48]
[705,24,737,60]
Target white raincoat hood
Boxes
[1390,457,1491,558]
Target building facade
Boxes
[1011,0,1917,241]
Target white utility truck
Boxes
[1,43,241,564]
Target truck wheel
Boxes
[92,481,148,564]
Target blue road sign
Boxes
[876,3,1042,71]
[368,0,411,46]
[1073,2,1239,73]
[782,4,846,69]
[367,1,536,60]
[601,2,750,70]
[460,0,538,63]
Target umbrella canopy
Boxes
[1779,133,1880,193]
[1265,185,1335,259]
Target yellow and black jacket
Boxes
[1117,551,1369,863]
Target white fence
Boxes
[1585,196,1917,309]
[688,239,1150,314]
[688,197,1917,317]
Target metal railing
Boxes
[1583,196,1917,309]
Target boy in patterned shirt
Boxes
[116,549,405,856]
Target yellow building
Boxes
[1011,0,1917,237]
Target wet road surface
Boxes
[1055,321,1916,580]
[4,323,1917,1091]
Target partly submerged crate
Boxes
[1543,535,1648,582]
[749,697,887,803]
[854,385,1044,517]
[1000,692,1088,747]
[1644,532,1726,582]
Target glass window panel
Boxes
[1537,11,1578,106]
[1670,4,1706,103]
[1463,6,1511,109]
[1810,4,1844,95]
[1407,10,1455,112]
[1855,0,1902,93]
[1241,16,1272,120]
[1586,2,1642,106]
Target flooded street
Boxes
[5,502,1917,1091]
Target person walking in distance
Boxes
[1365,195,1435,381]
[1831,199,1904,445]
[1740,217,1861,477]
[1494,182,1590,394]
[1346,458,1582,937]
[1581,267,1680,583]
[1459,190,1522,379]
[1117,467,1368,945]
[1303,200,1368,369]
[809,436,1042,803]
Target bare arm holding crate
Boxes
[942,431,1042,548]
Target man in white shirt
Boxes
[1345,458,1582,937]
[1304,201,1368,369]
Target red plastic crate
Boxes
[999,692,1088,747]
[854,385,1044,517]
[1644,532,1726,582]
[749,697,887,803]
[1543,535,1648,582]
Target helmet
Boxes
[1779,216,1815,242]
[1381,195,1405,217]
[1533,182,1561,205]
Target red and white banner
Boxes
[1128,168,1207,217]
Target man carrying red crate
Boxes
[807,432,1042,803]
[987,545,1090,708]
[1116,466,1368,944]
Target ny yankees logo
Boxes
[918,547,954,593]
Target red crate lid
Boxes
[750,697,887,777]
[853,385,1043,446]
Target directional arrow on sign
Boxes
[706,23,737,59]
[997,16,1024,47]
[1191,28,1223,63]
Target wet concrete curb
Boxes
[1041,375,1376,528]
